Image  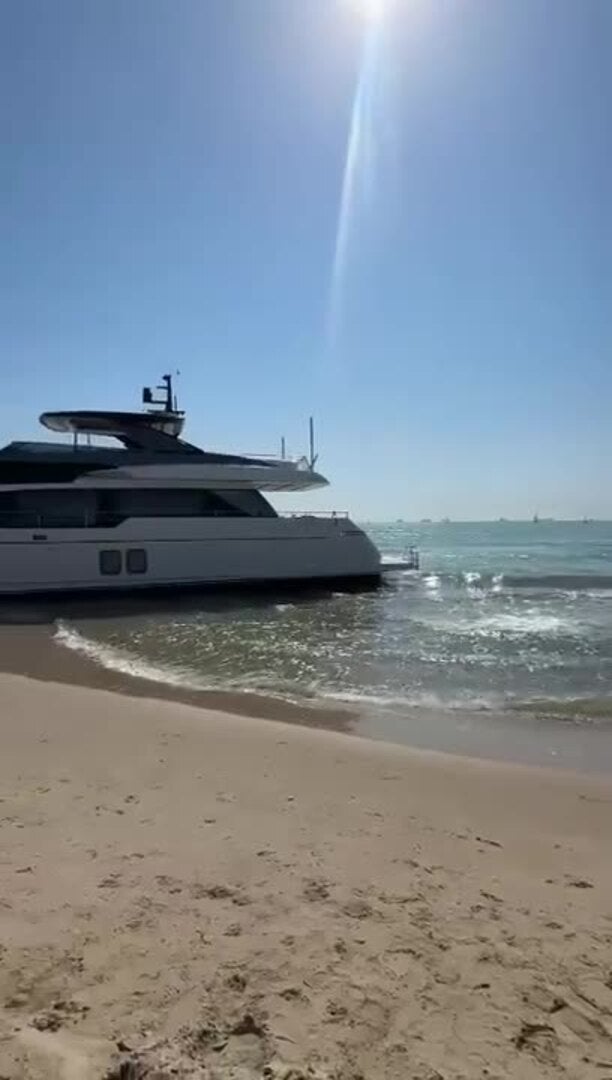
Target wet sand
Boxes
[1,622,612,772]
[0,623,355,733]
[1,673,611,1079]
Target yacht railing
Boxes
[242,452,297,462]
[278,511,349,520]
[0,512,125,530]
[242,453,311,469]
[0,510,351,529]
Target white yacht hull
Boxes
[0,516,381,595]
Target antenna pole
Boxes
[309,417,315,469]
[144,373,183,416]
[281,436,286,460]
[161,374,172,412]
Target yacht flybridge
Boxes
[0,376,382,594]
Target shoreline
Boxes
[0,623,356,733]
[2,622,612,773]
[1,673,611,1078]
[3,622,612,773]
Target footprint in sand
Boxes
[17,1025,110,1080]
[191,883,249,906]
[107,1013,269,1079]
[566,877,595,889]
[224,923,242,937]
[30,999,91,1033]
[98,874,121,891]
[514,1020,559,1066]
[325,1000,348,1023]
[303,879,330,902]
[155,875,183,894]
[191,882,232,900]
[278,986,306,1002]
[342,897,373,920]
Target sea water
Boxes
[51,521,612,768]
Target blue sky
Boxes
[1,0,610,520]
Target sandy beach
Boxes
[1,673,612,1079]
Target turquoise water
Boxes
[34,520,612,768]
[50,521,612,768]
[368,520,612,708]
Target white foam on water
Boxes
[472,611,571,636]
[423,574,441,591]
[274,604,294,613]
[54,620,321,706]
[318,686,502,711]
[463,571,482,585]
[424,607,577,640]
[54,620,210,691]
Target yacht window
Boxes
[0,487,277,526]
[0,462,98,484]
[212,490,276,517]
[6,489,97,527]
[126,549,148,574]
[99,550,122,575]
[106,489,204,518]
[102,489,276,518]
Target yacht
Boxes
[0,376,381,595]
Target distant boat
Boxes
[499,516,508,522]
[420,518,433,524]
[441,517,451,524]
[533,512,539,524]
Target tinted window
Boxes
[126,549,147,574]
[0,489,97,527]
[104,489,276,518]
[213,490,276,517]
[107,489,204,517]
[0,462,104,484]
[99,550,122,575]
[0,487,277,526]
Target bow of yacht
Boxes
[0,376,382,595]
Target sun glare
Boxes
[348,0,387,24]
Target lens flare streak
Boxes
[327,27,385,353]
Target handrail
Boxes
[241,454,311,470]
[278,511,349,519]
[0,509,352,528]
[240,452,298,462]
[0,512,124,529]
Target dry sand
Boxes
[1,674,611,1080]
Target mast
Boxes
[142,374,179,414]
[309,416,318,469]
